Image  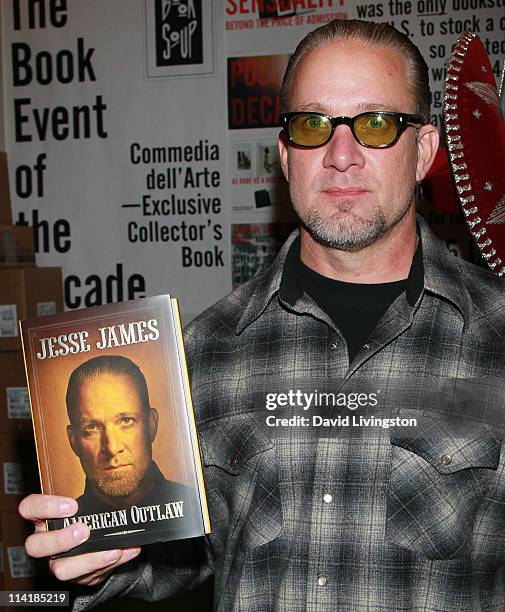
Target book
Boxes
[20,295,210,556]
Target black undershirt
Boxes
[299,259,407,362]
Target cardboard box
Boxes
[0,152,12,226]
[0,267,63,352]
[0,431,39,513]
[1,512,59,594]
[0,225,35,268]
[0,353,32,434]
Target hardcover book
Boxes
[20,295,210,556]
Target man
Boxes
[20,20,505,611]
[57,355,202,547]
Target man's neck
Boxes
[300,208,417,284]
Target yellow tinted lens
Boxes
[354,113,398,147]
[289,114,332,146]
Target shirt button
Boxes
[323,493,333,504]
[362,343,370,350]
[318,576,328,586]
[330,342,338,350]
[440,454,452,465]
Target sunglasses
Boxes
[280,111,424,149]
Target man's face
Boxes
[68,373,156,498]
[279,40,429,251]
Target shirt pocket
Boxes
[199,415,282,550]
[386,417,502,560]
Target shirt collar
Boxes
[236,215,471,334]
[417,215,472,323]
[235,231,298,334]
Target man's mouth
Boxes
[323,187,368,196]
[104,464,131,471]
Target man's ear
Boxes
[67,424,79,457]
[278,130,289,182]
[415,124,439,182]
[148,407,159,442]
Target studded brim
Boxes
[499,60,504,99]
[444,32,505,277]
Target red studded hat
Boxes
[444,33,505,277]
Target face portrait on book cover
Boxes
[66,354,162,510]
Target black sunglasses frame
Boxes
[280,111,425,149]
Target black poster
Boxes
[154,0,204,66]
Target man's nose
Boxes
[101,425,124,457]
[322,124,366,172]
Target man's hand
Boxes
[19,494,141,586]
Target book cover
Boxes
[20,295,210,556]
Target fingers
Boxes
[19,493,141,587]
[50,547,142,585]
[25,522,90,558]
[19,494,78,523]
[22,494,87,559]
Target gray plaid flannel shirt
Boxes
[75,217,505,611]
